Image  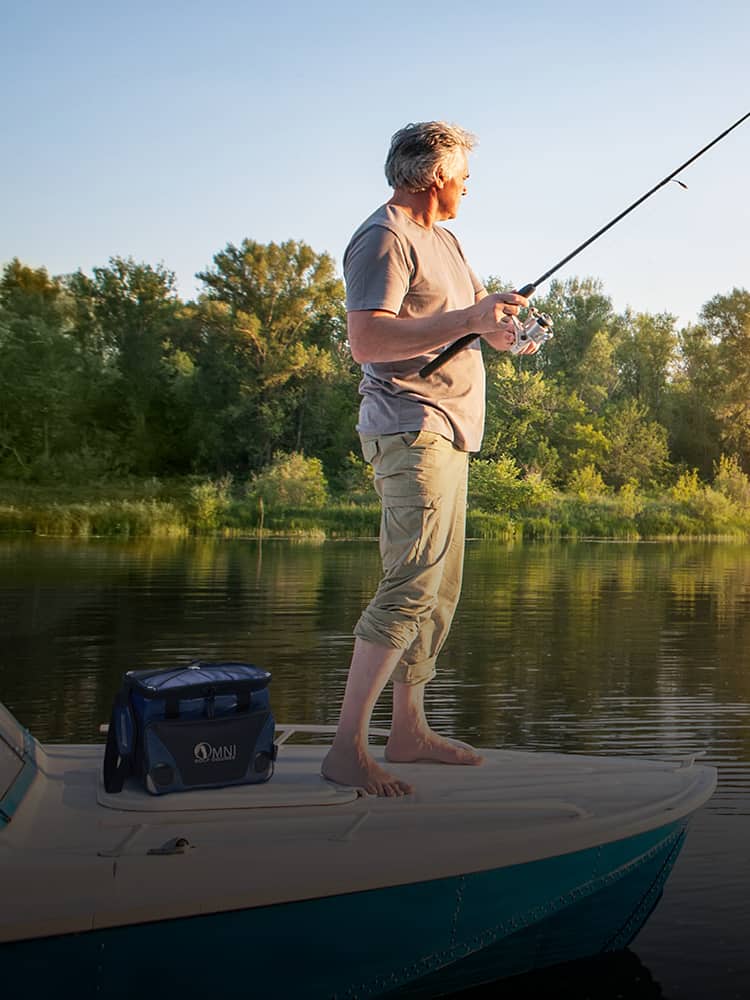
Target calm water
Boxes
[2,536,750,998]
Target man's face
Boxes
[436,152,469,220]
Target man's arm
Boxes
[347,290,528,364]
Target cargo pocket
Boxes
[381,493,440,573]
[361,438,379,464]
[401,429,444,449]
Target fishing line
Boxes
[419,109,750,378]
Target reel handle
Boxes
[418,282,537,378]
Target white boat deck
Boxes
[0,727,716,944]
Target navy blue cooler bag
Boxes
[103,662,277,795]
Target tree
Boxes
[531,277,616,382]
[615,310,679,420]
[197,238,345,351]
[194,239,347,472]
[0,258,63,324]
[667,321,722,477]
[575,328,619,414]
[0,261,82,473]
[600,399,670,488]
[706,290,750,464]
[67,257,188,473]
[666,290,750,478]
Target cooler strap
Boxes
[103,694,134,793]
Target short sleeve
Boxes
[467,265,485,298]
[441,226,485,299]
[343,225,412,315]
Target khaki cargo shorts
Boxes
[354,430,469,685]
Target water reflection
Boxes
[2,537,750,775]
[453,949,663,999]
[1,536,749,997]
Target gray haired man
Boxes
[322,122,532,796]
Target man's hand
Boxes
[468,291,530,351]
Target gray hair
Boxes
[384,121,477,192]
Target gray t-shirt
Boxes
[343,203,486,452]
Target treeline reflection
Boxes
[1,539,749,775]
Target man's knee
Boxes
[354,605,424,650]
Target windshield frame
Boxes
[0,705,37,827]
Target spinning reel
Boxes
[509,308,554,355]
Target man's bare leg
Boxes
[385,679,483,765]
[321,638,413,796]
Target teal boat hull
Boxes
[2,819,686,998]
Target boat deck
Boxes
[1,728,716,944]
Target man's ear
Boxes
[434,167,446,189]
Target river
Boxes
[1,536,749,998]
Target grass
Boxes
[3,478,750,541]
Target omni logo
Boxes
[193,741,237,764]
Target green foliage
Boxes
[465,510,518,539]
[337,452,377,504]
[566,464,607,500]
[662,468,747,536]
[713,454,750,506]
[668,322,722,476]
[531,277,615,382]
[565,421,610,473]
[483,357,578,470]
[574,329,619,414]
[555,495,639,539]
[190,239,347,473]
[469,455,552,514]
[2,244,750,538]
[710,291,750,459]
[600,398,670,488]
[668,291,750,477]
[0,261,85,474]
[189,476,233,530]
[0,497,187,538]
[614,310,679,419]
[670,469,703,504]
[248,452,329,508]
[617,481,645,519]
[60,257,191,476]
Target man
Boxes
[321,121,531,797]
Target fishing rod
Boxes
[419,109,750,378]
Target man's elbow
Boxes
[347,311,394,364]
[347,335,368,365]
[347,321,377,364]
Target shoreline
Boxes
[2,482,749,543]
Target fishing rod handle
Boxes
[418,283,536,378]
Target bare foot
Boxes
[321,744,413,797]
[385,729,484,766]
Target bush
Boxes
[713,454,750,507]
[618,480,645,518]
[667,468,742,533]
[670,469,702,504]
[566,464,607,500]
[189,475,233,530]
[336,452,376,504]
[469,455,552,515]
[248,452,328,508]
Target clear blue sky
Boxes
[3,0,748,326]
